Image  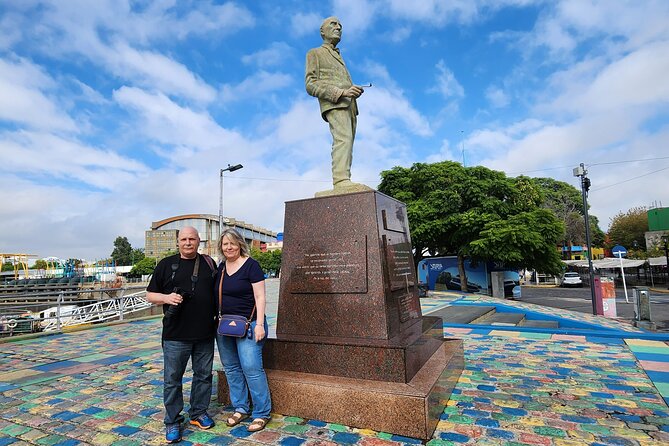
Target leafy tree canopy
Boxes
[111,236,133,266]
[607,207,649,250]
[531,177,605,248]
[378,162,565,290]
[33,259,48,270]
[131,248,145,265]
[130,257,157,276]
[251,248,282,276]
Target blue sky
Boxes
[1,0,668,261]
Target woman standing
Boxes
[215,228,271,432]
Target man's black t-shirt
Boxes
[148,254,216,341]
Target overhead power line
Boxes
[508,155,669,175]
[592,165,669,192]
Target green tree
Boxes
[250,248,282,276]
[532,177,605,257]
[1,262,13,272]
[33,259,48,270]
[589,215,606,248]
[130,257,157,276]
[607,207,648,250]
[161,249,178,260]
[111,236,133,266]
[378,162,564,291]
[131,248,145,265]
[270,250,282,276]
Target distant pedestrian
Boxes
[146,226,217,443]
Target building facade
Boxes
[145,214,277,260]
[645,207,669,250]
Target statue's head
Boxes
[320,16,342,45]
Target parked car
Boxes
[561,272,583,287]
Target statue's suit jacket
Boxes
[305,44,358,122]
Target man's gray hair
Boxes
[218,228,250,258]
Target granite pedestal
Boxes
[218,191,463,439]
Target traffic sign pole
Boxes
[612,245,629,303]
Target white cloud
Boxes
[426,139,458,163]
[486,86,510,108]
[290,12,323,38]
[0,130,146,189]
[383,26,412,43]
[430,60,465,99]
[241,42,295,68]
[333,0,379,36]
[363,88,432,137]
[113,86,246,154]
[384,0,479,25]
[0,58,77,131]
[220,71,293,104]
[107,43,217,103]
[548,41,669,114]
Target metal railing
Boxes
[0,286,155,337]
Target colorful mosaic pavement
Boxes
[0,295,668,445]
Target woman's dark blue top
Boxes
[216,257,265,320]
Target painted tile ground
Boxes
[0,297,667,445]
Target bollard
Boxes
[632,286,656,331]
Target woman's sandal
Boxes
[226,412,249,427]
[247,418,270,432]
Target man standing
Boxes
[306,16,370,194]
[147,226,216,443]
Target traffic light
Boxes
[582,177,591,192]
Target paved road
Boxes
[518,285,669,331]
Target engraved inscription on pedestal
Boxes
[397,293,419,322]
[290,237,368,294]
[383,236,415,291]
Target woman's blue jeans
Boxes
[216,318,271,419]
[162,338,214,425]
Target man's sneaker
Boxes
[165,423,182,443]
[189,412,215,429]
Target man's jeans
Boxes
[216,318,271,419]
[162,338,214,425]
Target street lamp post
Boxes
[573,163,597,315]
[219,164,243,234]
[662,235,669,290]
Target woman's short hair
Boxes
[218,228,250,258]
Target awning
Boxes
[563,257,658,270]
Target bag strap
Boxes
[217,266,224,319]
[217,262,256,321]
[201,254,216,276]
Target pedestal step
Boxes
[218,339,464,440]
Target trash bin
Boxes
[632,286,656,330]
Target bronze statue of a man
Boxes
[306,17,370,195]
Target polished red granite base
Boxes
[215,191,464,439]
[217,339,463,439]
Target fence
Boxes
[0,285,157,337]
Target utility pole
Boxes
[573,163,597,315]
